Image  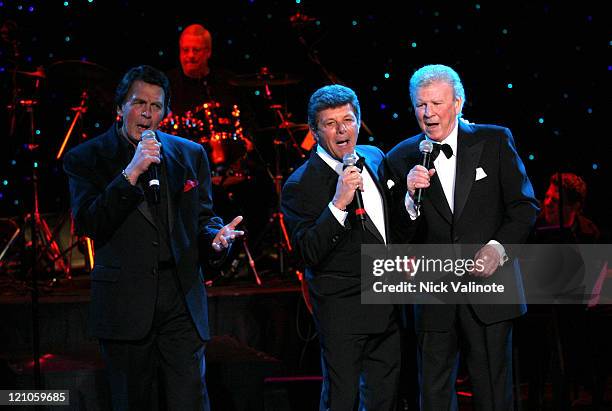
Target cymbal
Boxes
[256,121,309,133]
[229,71,301,87]
[46,59,115,110]
[16,67,46,79]
[47,59,111,83]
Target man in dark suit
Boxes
[281,85,400,410]
[63,65,243,410]
[386,64,539,411]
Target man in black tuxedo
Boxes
[281,85,400,410]
[64,65,243,410]
[386,64,539,411]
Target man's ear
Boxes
[310,128,319,142]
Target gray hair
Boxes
[409,64,465,114]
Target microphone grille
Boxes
[141,129,156,141]
[419,139,434,154]
[342,152,359,166]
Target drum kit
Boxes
[157,66,308,282]
[1,58,308,285]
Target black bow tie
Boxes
[431,143,453,161]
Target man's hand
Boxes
[406,165,435,198]
[123,137,162,185]
[212,216,245,252]
[470,244,501,277]
[331,166,363,211]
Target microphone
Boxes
[141,129,160,204]
[414,140,434,214]
[342,152,366,231]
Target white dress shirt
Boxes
[317,146,387,243]
[404,119,507,264]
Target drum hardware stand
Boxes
[220,235,262,286]
[56,90,88,159]
[249,75,305,276]
[11,93,70,389]
[54,90,97,274]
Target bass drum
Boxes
[193,101,253,187]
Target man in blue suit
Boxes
[64,65,243,410]
[282,85,400,410]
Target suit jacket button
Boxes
[332,236,339,243]
[453,236,460,242]
[152,268,158,275]
[152,241,159,246]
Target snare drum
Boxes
[194,101,248,165]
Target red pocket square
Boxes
[183,179,199,192]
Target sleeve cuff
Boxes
[328,202,349,226]
[405,193,419,220]
[487,240,509,266]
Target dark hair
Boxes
[550,172,587,206]
[307,84,361,131]
[114,65,171,116]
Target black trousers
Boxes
[417,304,514,411]
[318,317,401,411]
[100,268,209,411]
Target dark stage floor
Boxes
[1,274,611,410]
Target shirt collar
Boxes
[316,144,357,175]
[426,117,459,157]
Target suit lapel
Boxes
[308,149,340,200]
[453,123,484,222]
[158,133,187,234]
[98,127,157,227]
[428,172,453,224]
[411,135,452,224]
[357,149,386,244]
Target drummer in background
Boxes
[166,23,264,239]
[166,23,255,127]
